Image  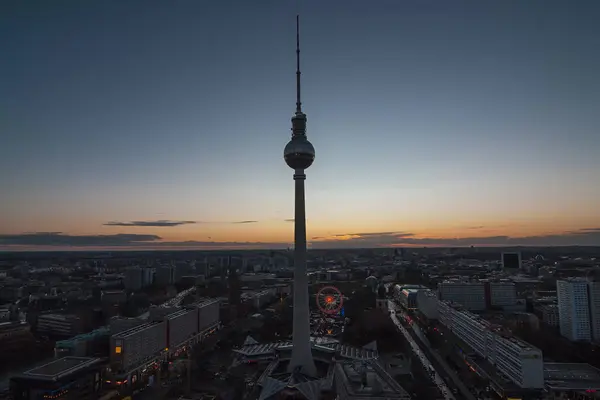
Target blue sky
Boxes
[1,0,599,250]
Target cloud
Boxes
[152,240,289,249]
[104,220,197,227]
[308,228,600,248]
[0,232,160,247]
[0,232,289,250]
[1,228,598,251]
[104,220,261,226]
[284,219,295,222]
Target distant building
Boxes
[141,267,154,287]
[502,252,522,271]
[124,267,143,291]
[438,281,517,311]
[173,263,195,283]
[438,282,486,311]
[0,321,31,346]
[155,266,174,286]
[489,282,517,308]
[36,314,83,338]
[537,304,559,327]
[101,290,127,305]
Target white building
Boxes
[492,333,543,389]
[438,282,486,311]
[438,300,544,389]
[557,278,600,342]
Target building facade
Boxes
[557,278,600,342]
[438,282,486,311]
[416,289,439,320]
[489,282,517,308]
[438,300,544,389]
[124,267,143,291]
[36,313,83,338]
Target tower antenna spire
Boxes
[295,14,302,114]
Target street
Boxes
[388,299,458,400]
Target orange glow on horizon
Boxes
[1,213,599,250]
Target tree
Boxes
[342,309,408,354]
[344,288,376,319]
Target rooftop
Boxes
[402,288,420,294]
[544,362,600,391]
[335,359,411,399]
[494,331,540,352]
[251,341,410,400]
[112,320,163,339]
[21,357,100,380]
[166,308,196,320]
[234,337,378,360]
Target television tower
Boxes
[284,15,317,377]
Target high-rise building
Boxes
[502,252,522,271]
[173,262,195,283]
[124,267,143,291]
[141,267,154,287]
[155,266,174,287]
[557,278,600,342]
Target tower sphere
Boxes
[284,135,315,170]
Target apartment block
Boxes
[438,300,544,389]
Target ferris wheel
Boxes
[316,285,344,315]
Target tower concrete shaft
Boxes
[287,169,316,376]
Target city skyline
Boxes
[2,0,599,251]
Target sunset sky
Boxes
[1,0,599,250]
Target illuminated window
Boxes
[115,346,122,354]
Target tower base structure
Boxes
[233,337,412,400]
